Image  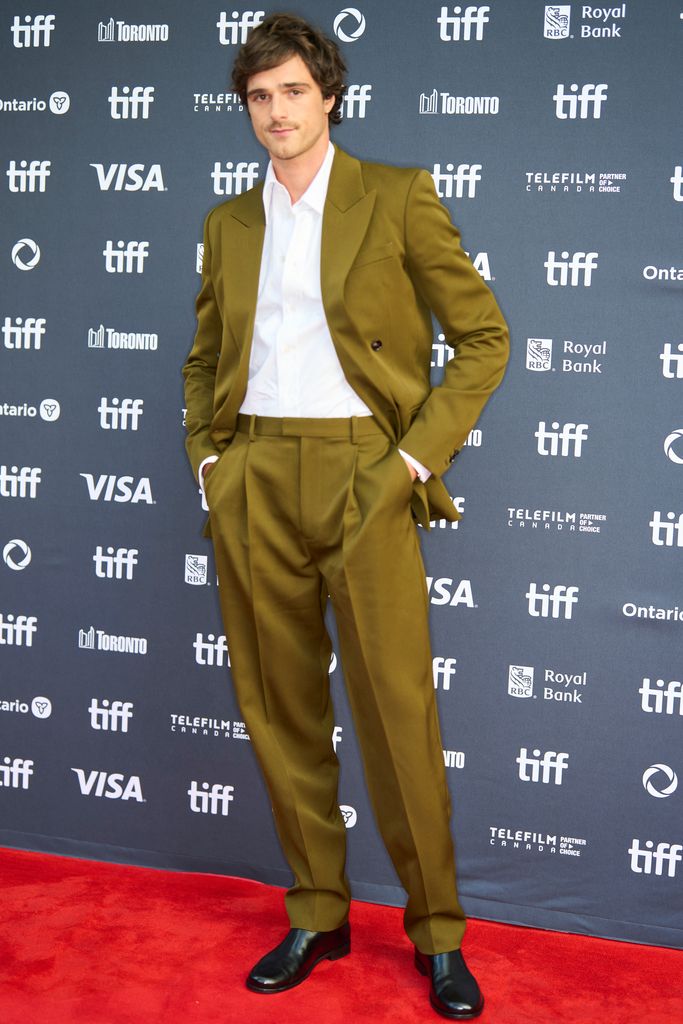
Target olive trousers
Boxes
[206,413,466,954]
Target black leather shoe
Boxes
[246,924,350,993]
[415,948,484,1019]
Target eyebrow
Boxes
[247,81,311,97]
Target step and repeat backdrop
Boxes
[1,1,681,948]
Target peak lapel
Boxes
[221,183,265,353]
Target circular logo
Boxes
[39,399,61,422]
[339,804,357,828]
[31,696,52,719]
[642,763,678,798]
[11,238,41,271]
[333,7,366,42]
[2,539,31,571]
[664,429,683,464]
[49,91,70,115]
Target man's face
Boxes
[246,53,335,165]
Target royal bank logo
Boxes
[216,10,264,44]
[650,511,683,547]
[628,840,682,877]
[526,583,579,619]
[545,251,598,286]
[554,83,608,119]
[544,5,571,38]
[89,698,134,732]
[640,678,683,716]
[664,429,683,465]
[433,657,457,690]
[108,86,155,119]
[88,324,158,351]
[78,626,148,655]
[10,14,55,47]
[535,421,589,457]
[188,781,234,814]
[437,5,490,41]
[517,748,569,785]
[2,316,46,349]
[72,768,144,801]
[11,238,40,271]
[340,804,357,827]
[6,160,51,192]
[90,163,165,192]
[103,240,149,274]
[0,466,41,498]
[185,554,208,585]
[660,343,683,379]
[333,8,366,42]
[508,665,534,698]
[432,162,482,199]
[419,89,499,115]
[98,397,144,430]
[672,166,683,203]
[341,84,372,119]
[0,757,34,788]
[211,161,260,196]
[98,19,169,43]
[643,764,678,799]
[0,696,52,718]
[194,632,229,666]
[426,577,475,608]
[2,539,31,571]
[526,338,553,371]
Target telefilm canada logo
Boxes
[525,170,626,194]
[193,91,244,113]
[489,824,588,857]
[544,4,627,40]
[170,714,250,741]
[508,506,606,536]
[526,337,607,374]
[508,664,588,704]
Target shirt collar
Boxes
[263,140,335,221]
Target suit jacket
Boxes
[182,144,509,529]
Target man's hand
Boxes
[400,454,419,481]
[202,462,215,481]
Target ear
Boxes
[323,93,335,114]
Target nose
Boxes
[270,92,288,120]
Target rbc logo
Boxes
[517,747,569,785]
[11,14,55,47]
[526,583,579,619]
[216,10,264,44]
[545,251,598,287]
[188,781,234,814]
[535,421,588,457]
[432,162,481,199]
[211,161,259,196]
[553,84,608,119]
[437,5,490,41]
[544,6,570,39]
[108,86,155,119]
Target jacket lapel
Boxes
[222,183,265,354]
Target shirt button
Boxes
[370,339,383,351]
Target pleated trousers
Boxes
[206,413,467,954]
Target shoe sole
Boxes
[246,941,350,994]
[414,953,485,1020]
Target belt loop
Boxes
[248,414,256,442]
[350,416,358,444]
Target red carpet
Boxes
[0,847,681,1024]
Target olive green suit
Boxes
[182,145,509,954]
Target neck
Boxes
[271,133,331,204]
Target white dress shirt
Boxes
[198,141,430,498]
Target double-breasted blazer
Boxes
[183,144,509,529]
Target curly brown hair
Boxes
[231,13,347,125]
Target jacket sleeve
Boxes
[398,169,510,476]
[182,208,223,479]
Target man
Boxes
[183,13,508,1019]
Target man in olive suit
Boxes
[183,13,508,1019]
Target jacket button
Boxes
[370,339,383,351]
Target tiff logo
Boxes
[517,747,569,785]
[2,317,46,350]
[188,781,234,814]
[0,466,41,498]
[433,657,457,690]
[342,84,372,119]
[89,699,134,732]
[554,83,608,119]
[98,397,144,430]
[216,9,264,44]
[437,5,490,41]
[6,160,51,193]
[194,632,229,666]
[535,421,589,457]
[660,343,683,379]
[0,756,34,788]
[103,240,149,273]
[628,840,682,878]
[650,511,683,547]
[210,161,259,196]
[93,546,139,580]
[108,86,155,119]
[432,162,482,199]
[526,583,579,619]
[639,678,683,716]
[545,250,598,286]
[671,166,683,203]
[11,14,55,47]
[0,614,38,646]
